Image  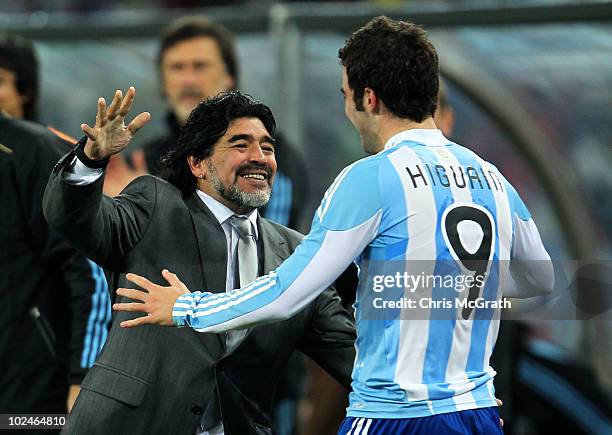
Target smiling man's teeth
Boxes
[242,174,265,180]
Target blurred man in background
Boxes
[0,32,109,423]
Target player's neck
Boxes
[373,116,437,152]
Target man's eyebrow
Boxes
[261,135,276,145]
[228,134,253,143]
[340,87,345,95]
[228,134,276,145]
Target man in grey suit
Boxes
[43,88,356,434]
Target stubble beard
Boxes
[207,161,271,210]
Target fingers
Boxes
[96,97,107,126]
[81,123,97,141]
[125,272,158,292]
[107,89,122,120]
[116,287,148,302]
[112,302,147,312]
[162,269,188,292]
[495,398,503,406]
[120,315,152,328]
[117,86,136,118]
[127,112,151,136]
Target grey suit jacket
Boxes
[43,151,356,435]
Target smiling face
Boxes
[161,36,234,126]
[194,117,277,214]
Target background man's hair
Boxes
[0,33,39,121]
[157,16,238,88]
[160,91,276,195]
[338,16,439,122]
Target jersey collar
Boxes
[384,128,450,151]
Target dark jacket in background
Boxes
[0,114,108,415]
[43,152,355,435]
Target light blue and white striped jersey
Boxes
[173,129,553,419]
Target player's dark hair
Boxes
[157,16,238,88]
[160,91,276,195]
[0,33,39,121]
[338,16,439,122]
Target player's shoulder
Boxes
[339,152,384,182]
[122,174,182,198]
[453,145,529,218]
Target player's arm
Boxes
[114,159,383,332]
[505,184,554,298]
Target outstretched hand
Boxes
[82,87,150,160]
[113,269,190,328]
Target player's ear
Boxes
[364,87,379,113]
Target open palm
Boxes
[81,87,150,160]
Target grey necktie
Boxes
[230,215,258,287]
[199,216,258,433]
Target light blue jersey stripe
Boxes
[81,261,110,368]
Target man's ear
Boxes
[363,87,379,114]
[187,156,206,179]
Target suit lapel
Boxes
[184,192,228,351]
[259,218,291,273]
[184,192,228,294]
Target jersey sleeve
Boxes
[173,158,384,332]
[504,182,555,297]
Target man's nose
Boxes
[247,145,266,162]
[180,68,200,86]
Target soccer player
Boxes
[114,16,554,434]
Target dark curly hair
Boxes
[0,33,39,121]
[160,91,276,195]
[338,16,439,122]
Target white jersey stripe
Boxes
[435,146,478,411]
[388,146,437,401]
[318,163,355,220]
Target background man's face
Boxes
[161,36,234,125]
[0,67,26,119]
[200,117,277,213]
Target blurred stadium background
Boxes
[2,0,611,433]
